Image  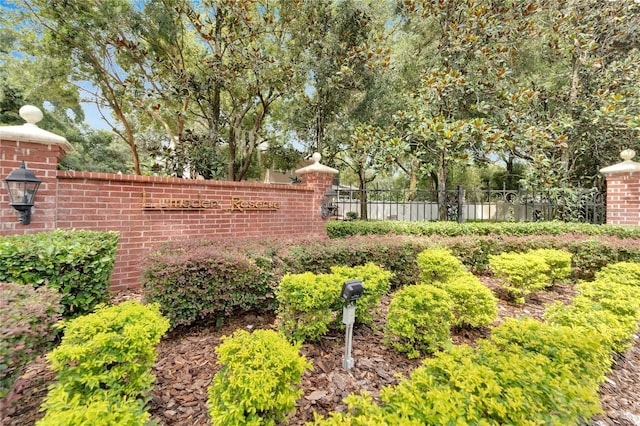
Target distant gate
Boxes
[335,187,606,224]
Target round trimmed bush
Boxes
[489,252,550,303]
[528,248,572,283]
[416,248,467,283]
[433,273,498,328]
[384,284,453,358]
[208,329,311,425]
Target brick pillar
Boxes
[0,106,72,235]
[600,149,640,226]
[295,153,339,237]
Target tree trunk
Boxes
[358,172,368,220]
[407,155,419,201]
[437,149,447,221]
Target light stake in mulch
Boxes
[340,279,364,370]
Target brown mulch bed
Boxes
[3,280,640,426]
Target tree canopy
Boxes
[0,0,637,189]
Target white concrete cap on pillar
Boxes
[295,152,339,175]
[0,106,73,152]
[600,149,640,173]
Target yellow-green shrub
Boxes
[276,272,340,342]
[489,317,612,383]
[384,284,453,358]
[528,248,572,283]
[310,392,422,425]
[329,263,393,325]
[595,261,640,286]
[416,248,467,283]
[276,264,393,341]
[37,301,169,425]
[544,297,638,354]
[208,329,310,426]
[37,395,151,426]
[575,279,640,319]
[489,252,550,303]
[433,273,498,328]
[379,342,602,425]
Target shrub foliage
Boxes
[384,284,453,358]
[0,230,119,318]
[208,329,310,426]
[37,301,169,426]
[0,283,62,401]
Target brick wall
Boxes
[603,172,640,226]
[1,139,65,233]
[1,138,336,291]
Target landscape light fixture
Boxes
[341,279,364,370]
[320,188,338,219]
[3,161,41,225]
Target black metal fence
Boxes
[335,187,606,224]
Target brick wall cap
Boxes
[0,105,73,153]
[600,149,640,174]
[295,152,338,175]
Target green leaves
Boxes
[0,283,62,400]
[384,284,453,358]
[208,329,310,426]
[276,263,393,342]
[37,301,169,426]
[0,230,119,318]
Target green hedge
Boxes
[37,301,169,426]
[0,230,119,318]
[327,220,640,239]
[141,230,640,328]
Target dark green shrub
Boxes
[384,284,453,358]
[433,273,498,328]
[329,263,393,325]
[489,252,550,303]
[326,220,640,239]
[1,282,62,400]
[0,230,119,318]
[416,248,467,283]
[276,272,340,342]
[208,329,310,426]
[143,245,276,329]
[528,248,572,283]
[37,301,169,425]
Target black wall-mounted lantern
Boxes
[320,188,338,218]
[3,161,41,225]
